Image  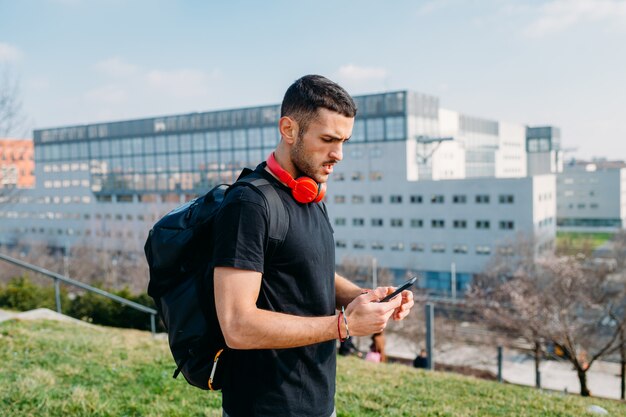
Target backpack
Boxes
[144,167,289,391]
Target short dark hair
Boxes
[281,75,357,134]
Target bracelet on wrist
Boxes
[341,306,350,340]
[337,311,346,342]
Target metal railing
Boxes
[0,252,158,335]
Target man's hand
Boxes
[374,286,415,321]
[343,287,402,336]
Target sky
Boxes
[1,0,625,161]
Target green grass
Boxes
[556,231,614,256]
[1,319,624,417]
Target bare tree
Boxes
[0,65,27,138]
[539,256,622,397]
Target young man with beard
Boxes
[213,74,414,417]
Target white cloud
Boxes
[85,84,128,104]
[336,64,387,82]
[0,42,23,62]
[524,0,626,38]
[94,57,140,77]
[145,68,221,98]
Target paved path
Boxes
[352,333,624,401]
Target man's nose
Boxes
[329,142,343,161]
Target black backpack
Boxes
[144,168,288,390]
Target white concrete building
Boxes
[0,90,557,293]
[557,160,626,231]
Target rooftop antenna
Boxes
[415,135,454,164]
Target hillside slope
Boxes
[1,317,623,417]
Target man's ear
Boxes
[279,116,299,145]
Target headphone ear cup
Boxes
[291,177,321,204]
[312,182,326,203]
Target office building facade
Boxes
[0,90,556,293]
[557,160,626,231]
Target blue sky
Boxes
[1,0,625,160]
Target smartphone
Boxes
[378,276,417,302]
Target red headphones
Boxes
[266,153,326,204]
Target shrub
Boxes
[0,276,162,331]
[0,275,68,312]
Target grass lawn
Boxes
[1,318,624,417]
[556,231,614,256]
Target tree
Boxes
[0,64,27,138]
[467,235,549,388]
[470,238,623,397]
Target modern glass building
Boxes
[1,89,557,295]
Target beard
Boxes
[290,135,326,183]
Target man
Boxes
[213,75,414,417]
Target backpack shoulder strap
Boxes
[230,172,289,248]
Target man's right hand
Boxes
[343,287,402,336]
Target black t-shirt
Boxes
[213,164,336,417]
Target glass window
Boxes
[453,245,468,254]
[385,116,405,140]
[371,195,383,204]
[48,145,59,160]
[233,129,247,149]
[168,134,180,153]
[431,244,446,253]
[156,154,167,172]
[410,243,424,252]
[371,218,383,227]
[89,141,100,158]
[453,220,467,229]
[78,142,88,159]
[192,133,205,152]
[432,219,445,228]
[248,149,264,166]
[366,118,384,141]
[155,135,167,153]
[391,218,403,227]
[411,219,423,228]
[181,153,192,170]
[248,128,262,148]
[499,194,514,204]
[168,152,180,172]
[207,132,219,150]
[206,152,218,170]
[476,246,491,255]
[351,120,365,142]
[219,131,232,150]
[128,154,144,172]
[431,195,444,203]
[132,137,143,155]
[263,127,278,147]
[476,220,490,229]
[121,138,133,156]
[475,194,490,204]
[390,242,404,251]
[110,139,121,156]
[180,134,192,152]
[145,154,155,172]
[144,136,155,153]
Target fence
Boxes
[0,252,158,335]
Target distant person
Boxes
[213,75,415,417]
[365,332,386,363]
[413,349,428,369]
